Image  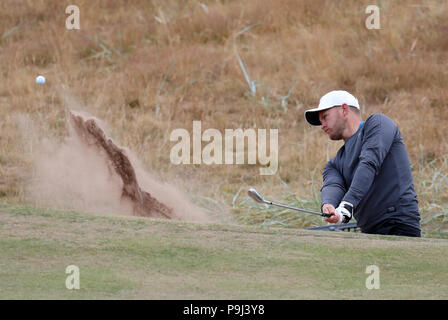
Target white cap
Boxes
[304,90,360,126]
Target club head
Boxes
[248,188,265,204]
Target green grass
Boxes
[0,203,447,299]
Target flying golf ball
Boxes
[36,75,46,85]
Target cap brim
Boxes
[304,107,323,126]
[304,105,339,126]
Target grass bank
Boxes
[1,204,447,299]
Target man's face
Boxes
[319,106,345,140]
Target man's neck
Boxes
[343,119,362,142]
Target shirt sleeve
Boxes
[321,157,347,208]
[342,114,397,208]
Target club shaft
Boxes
[248,188,331,218]
[263,200,326,217]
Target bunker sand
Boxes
[69,111,174,219]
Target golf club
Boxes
[248,188,333,218]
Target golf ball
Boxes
[36,75,46,85]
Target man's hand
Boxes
[322,204,340,223]
[335,201,354,224]
[322,202,354,224]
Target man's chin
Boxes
[329,134,342,141]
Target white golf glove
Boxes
[335,201,354,225]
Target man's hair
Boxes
[349,106,361,117]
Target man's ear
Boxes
[341,103,349,116]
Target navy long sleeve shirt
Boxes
[321,113,420,233]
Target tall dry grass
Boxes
[0,0,447,235]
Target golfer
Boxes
[304,90,421,237]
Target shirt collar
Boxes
[345,121,365,144]
[358,121,365,131]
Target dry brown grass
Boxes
[0,0,447,234]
